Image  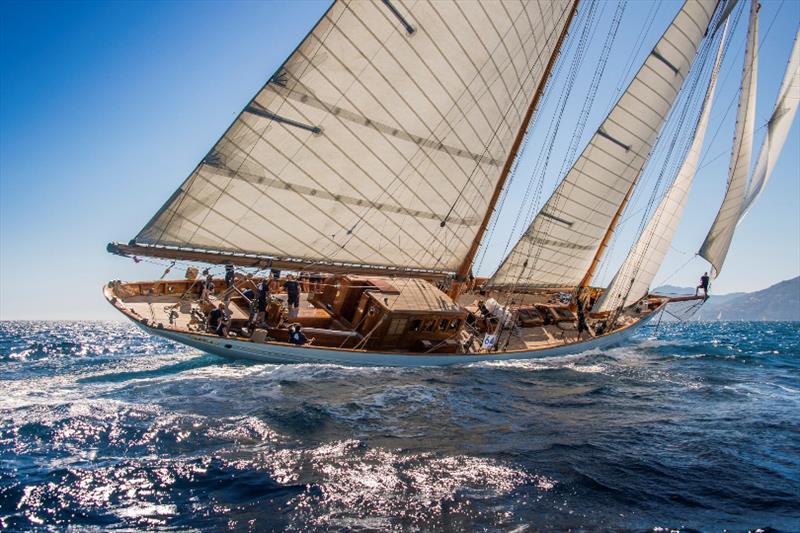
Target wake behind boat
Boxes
[105,0,798,366]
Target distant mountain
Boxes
[654,277,800,321]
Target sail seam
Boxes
[308,17,494,213]
[228,123,446,268]
[270,55,485,222]
[201,162,477,227]
[272,85,503,166]
[236,110,476,259]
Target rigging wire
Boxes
[606,17,724,313]
[176,4,349,254]
[326,1,577,276]
[498,0,626,303]
[697,0,787,170]
[310,3,582,318]
[475,0,599,275]
[487,0,601,289]
[588,0,747,313]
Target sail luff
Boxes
[130,0,576,274]
[449,0,580,299]
[698,0,759,277]
[741,28,800,217]
[489,0,718,290]
[595,20,728,313]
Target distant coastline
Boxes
[655,276,800,321]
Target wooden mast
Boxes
[448,0,580,300]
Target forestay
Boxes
[741,29,800,218]
[595,23,727,313]
[489,0,717,290]
[699,0,759,277]
[135,0,574,274]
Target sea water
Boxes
[0,321,798,531]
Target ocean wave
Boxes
[1,321,799,531]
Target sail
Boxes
[489,0,718,290]
[741,29,800,217]
[595,22,728,313]
[698,0,759,277]
[133,0,575,274]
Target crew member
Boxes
[225,264,235,288]
[284,274,300,316]
[201,274,215,302]
[696,272,710,298]
[288,324,308,346]
[207,303,226,336]
[576,304,590,340]
[242,286,256,324]
[256,278,269,324]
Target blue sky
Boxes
[1,0,798,320]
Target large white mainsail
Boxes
[698,0,759,277]
[594,22,728,313]
[741,29,800,217]
[489,0,718,290]
[132,0,575,275]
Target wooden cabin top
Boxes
[349,276,463,316]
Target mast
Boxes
[486,0,719,292]
[594,17,729,312]
[449,0,580,300]
[118,0,580,279]
[578,0,730,292]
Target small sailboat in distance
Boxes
[105,0,798,366]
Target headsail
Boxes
[594,21,728,313]
[741,28,800,217]
[698,0,759,277]
[489,0,718,290]
[132,0,575,275]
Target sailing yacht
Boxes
[104,0,798,366]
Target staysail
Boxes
[489,0,718,290]
[594,21,728,313]
[741,28,800,217]
[130,0,575,275]
[698,0,759,277]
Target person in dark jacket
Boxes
[696,272,710,298]
[288,324,307,346]
[225,264,235,288]
[255,279,269,324]
[207,303,227,336]
[284,274,301,315]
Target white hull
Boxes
[129,309,660,367]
